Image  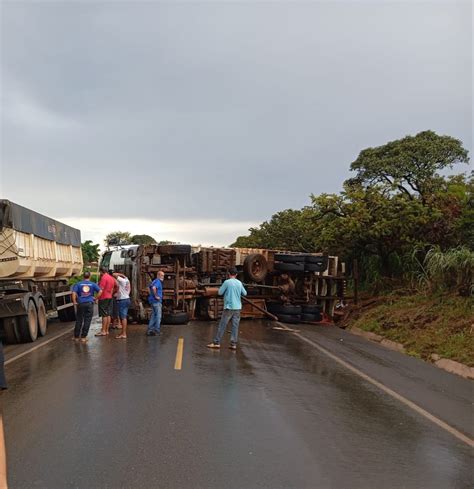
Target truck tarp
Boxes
[0,200,81,247]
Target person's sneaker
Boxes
[207,342,220,349]
[72,337,80,342]
[229,344,237,350]
[80,338,88,343]
[146,331,156,336]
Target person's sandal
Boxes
[95,332,108,336]
[116,335,127,339]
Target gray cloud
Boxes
[1,1,472,227]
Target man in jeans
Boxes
[207,268,247,350]
[147,271,164,336]
[72,271,102,343]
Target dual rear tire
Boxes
[2,297,48,344]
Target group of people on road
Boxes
[72,266,247,350]
[72,268,131,342]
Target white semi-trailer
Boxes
[0,200,83,343]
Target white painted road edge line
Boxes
[275,322,474,448]
[4,327,75,366]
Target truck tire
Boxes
[243,254,268,283]
[276,313,301,324]
[267,303,302,315]
[274,253,306,263]
[163,312,189,325]
[300,313,322,322]
[18,300,38,342]
[305,255,328,272]
[302,304,321,314]
[1,317,21,344]
[37,298,48,336]
[158,244,192,255]
[274,262,305,272]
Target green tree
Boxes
[104,231,132,246]
[130,234,156,245]
[81,240,100,264]
[350,130,469,202]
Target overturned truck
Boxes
[101,244,346,325]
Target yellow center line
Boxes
[174,338,184,370]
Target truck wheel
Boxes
[18,300,38,342]
[300,313,322,322]
[243,254,268,283]
[162,312,189,325]
[276,314,301,324]
[1,317,21,344]
[302,304,321,314]
[305,256,328,272]
[37,298,48,336]
[158,244,192,255]
[274,253,306,263]
[274,262,305,272]
[267,303,302,315]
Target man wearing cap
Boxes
[207,268,247,350]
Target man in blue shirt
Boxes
[147,270,164,336]
[72,271,102,342]
[207,268,247,350]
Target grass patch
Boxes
[351,292,474,366]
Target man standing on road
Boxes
[95,267,116,337]
[72,271,102,343]
[147,271,164,336]
[109,269,120,329]
[207,268,247,350]
[113,272,131,339]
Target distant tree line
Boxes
[232,131,473,294]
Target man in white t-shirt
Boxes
[112,272,131,339]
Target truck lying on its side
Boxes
[0,200,83,343]
[100,244,346,325]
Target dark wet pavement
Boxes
[1,318,473,488]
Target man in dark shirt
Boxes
[72,271,102,343]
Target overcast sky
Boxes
[1,1,472,246]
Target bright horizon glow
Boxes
[58,217,258,249]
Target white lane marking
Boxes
[275,322,474,448]
[4,327,74,366]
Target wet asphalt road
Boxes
[1,318,473,489]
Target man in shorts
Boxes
[112,272,131,339]
[96,267,116,337]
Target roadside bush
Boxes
[423,247,474,296]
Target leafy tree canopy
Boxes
[349,130,469,202]
[105,231,132,246]
[130,234,156,245]
[81,240,100,264]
